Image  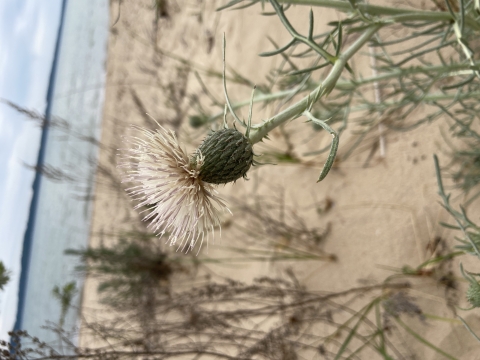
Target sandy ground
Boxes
[81,0,480,358]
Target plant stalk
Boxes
[279,0,480,31]
[248,24,382,144]
[208,62,479,124]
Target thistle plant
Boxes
[435,154,480,343]
[123,0,480,253]
[211,0,480,160]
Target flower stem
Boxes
[248,24,382,144]
[206,62,479,124]
[279,0,480,31]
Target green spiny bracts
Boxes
[466,281,480,307]
[195,128,253,184]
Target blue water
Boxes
[14,0,109,348]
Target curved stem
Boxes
[223,34,246,127]
[458,315,480,343]
[206,61,480,124]
[248,24,382,144]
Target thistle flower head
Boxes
[195,128,254,184]
[120,125,230,254]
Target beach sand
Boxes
[80,0,480,358]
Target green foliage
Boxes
[65,237,174,309]
[189,0,480,186]
[449,137,480,204]
[466,280,480,308]
[0,262,10,291]
[52,282,77,328]
[435,155,480,341]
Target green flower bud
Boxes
[195,128,253,184]
[466,281,480,308]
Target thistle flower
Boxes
[195,128,254,184]
[120,125,232,253]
